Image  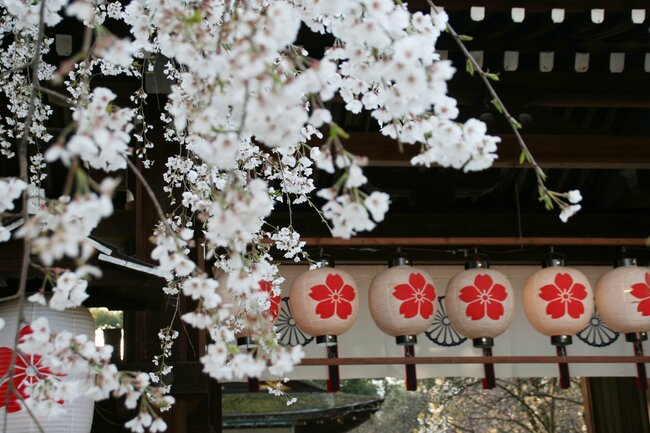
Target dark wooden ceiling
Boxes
[285,1,650,264]
[1,1,648,268]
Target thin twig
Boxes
[427,1,550,197]
[62,157,80,197]
[34,85,73,107]
[125,157,167,223]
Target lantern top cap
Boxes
[388,252,412,268]
[541,252,566,268]
[316,254,334,268]
[465,253,490,269]
[615,256,637,268]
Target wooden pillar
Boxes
[582,377,650,433]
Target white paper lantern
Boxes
[289,266,359,343]
[595,263,650,334]
[446,267,515,340]
[523,265,593,337]
[369,261,436,343]
[0,299,95,433]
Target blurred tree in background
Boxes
[90,308,123,329]
[349,377,585,433]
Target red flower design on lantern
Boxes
[538,273,588,319]
[458,274,508,321]
[392,273,436,319]
[309,274,356,320]
[630,272,650,316]
[259,280,281,320]
[0,326,64,413]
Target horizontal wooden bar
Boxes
[301,237,649,247]
[300,356,650,366]
[317,133,650,169]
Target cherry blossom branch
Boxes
[427,1,582,220]
[494,381,548,430]
[125,157,167,223]
[4,1,48,430]
[62,157,80,197]
[34,85,73,107]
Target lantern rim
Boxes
[395,335,418,346]
[550,335,573,347]
[625,332,648,343]
[316,334,338,346]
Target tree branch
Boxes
[125,157,167,223]
[426,1,567,211]
[4,1,48,431]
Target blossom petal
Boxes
[570,283,587,300]
[646,273,650,287]
[637,298,650,316]
[459,286,480,303]
[339,284,356,302]
[545,299,566,319]
[422,283,436,301]
[393,284,415,301]
[486,301,504,320]
[474,274,494,291]
[631,282,650,301]
[399,299,419,319]
[566,298,585,319]
[315,300,335,319]
[326,273,344,291]
[554,273,573,290]
[420,299,434,319]
[409,273,426,290]
[489,284,507,301]
[309,284,331,302]
[337,300,353,320]
[465,300,485,320]
[539,284,560,301]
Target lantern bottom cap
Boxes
[237,336,257,348]
[316,335,338,346]
[472,337,494,348]
[625,332,648,343]
[396,335,418,346]
[550,335,572,347]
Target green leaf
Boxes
[187,10,202,24]
[330,122,350,140]
[538,195,554,210]
[465,59,474,76]
[458,34,474,42]
[518,151,527,165]
[490,98,503,114]
[485,72,500,81]
[511,118,523,129]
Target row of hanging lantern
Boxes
[285,251,650,392]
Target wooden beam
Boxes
[299,356,650,366]
[301,237,649,247]
[449,73,650,107]
[314,133,650,168]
